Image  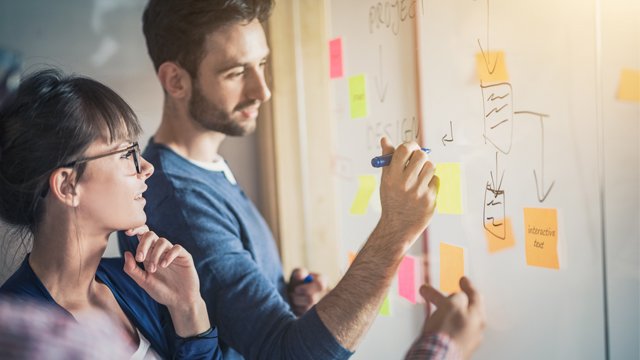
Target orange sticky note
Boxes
[398,255,416,303]
[347,251,357,266]
[484,217,516,253]
[350,175,376,215]
[476,51,509,84]
[524,208,560,269]
[379,295,391,316]
[440,242,464,294]
[617,69,640,102]
[435,163,463,214]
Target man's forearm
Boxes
[315,220,416,350]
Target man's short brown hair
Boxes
[143,0,273,78]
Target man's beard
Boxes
[188,82,257,137]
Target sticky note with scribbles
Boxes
[329,37,343,79]
[524,208,560,269]
[348,74,368,119]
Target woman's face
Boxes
[74,138,153,233]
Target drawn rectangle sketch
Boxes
[481,82,513,154]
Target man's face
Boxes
[188,19,271,136]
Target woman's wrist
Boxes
[167,298,210,338]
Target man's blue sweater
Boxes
[119,139,351,360]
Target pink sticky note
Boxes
[329,38,343,79]
[398,255,416,303]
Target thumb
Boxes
[380,136,394,155]
[290,268,309,283]
[123,251,147,286]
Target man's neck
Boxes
[155,101,226,163]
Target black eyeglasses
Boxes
[62,142,141,174]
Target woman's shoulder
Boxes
[0,257,48,300]
[97,257,156,307]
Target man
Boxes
[119,0,439,358]
[405,277,486,360]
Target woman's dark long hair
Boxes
[0,69,142,271]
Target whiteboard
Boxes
[328,0,639,359]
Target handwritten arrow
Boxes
[514,111,554,202]
[374,45,388,103]
[476,0,497,75]
[442,121,454,146]
[490,151,504,192]
[483,152,506,239]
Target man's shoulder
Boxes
[144,141,228,193]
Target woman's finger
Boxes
[135,231,159,262]
[160,244,186,268]
[123,251,147,286]
[125,224,150,237]
[145,238,172,273]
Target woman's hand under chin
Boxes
[122,225,210,337]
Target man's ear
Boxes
[157,62,192,99]
[48,168,80,207]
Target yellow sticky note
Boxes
[617,69,640,102]
[485,217,516,253]
[350,175,376,215]
[349,74,368,119]
[476,51,509,84]
[440,242,464,294]
[369,183,382,213]
[524,208,559,269]
[435,163,463,214]
[379,295,391,316]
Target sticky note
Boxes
[398,255,416,303]
[524,208,559,269]
[476,51,509,84]
[440,242,464,294]
[347,251,357,266]
[379,295,391,316]
[349,74,368,119]
[329,38,343,79]
[485,217,516,253]
[617,69,640,102]
[350,175,376,214]
[435,163,463,214]
[369,183,382,213]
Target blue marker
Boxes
[371,148,431,168]
[303,274,313,284]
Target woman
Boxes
[0,69,221,359]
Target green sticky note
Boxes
[350,175,377,215]
[435,163,463,214]
[349,74,368,119]
[379,295,391,316]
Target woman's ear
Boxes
[157,61,192,99]
[48,168,80,207]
